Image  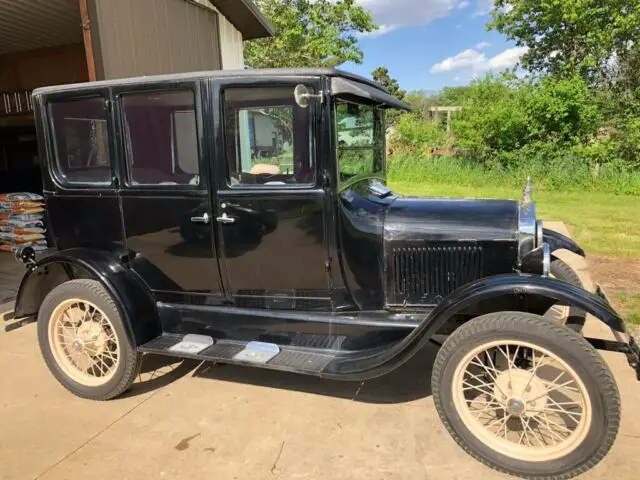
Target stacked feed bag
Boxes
[0,193,48,253]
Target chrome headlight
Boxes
[518,177,543,257]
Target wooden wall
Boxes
[0,43,89,92]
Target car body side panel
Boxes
[215,191,330,309]
[336,181,395,310]
[121,193,223,296]
[46,193,124,252]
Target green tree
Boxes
[371,67,406,101]
[371,67,406,124]
[245,0,376,68]
[489,0,640,80]
[404,90,438,119]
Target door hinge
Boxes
[324,259,331,272]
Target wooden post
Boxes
[79,0,97,82]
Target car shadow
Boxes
[190,344,439,405]
[123,354,201,398]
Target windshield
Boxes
[335,102,385,186]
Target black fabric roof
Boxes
[34,68,411,110]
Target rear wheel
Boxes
[432,312,620,479]
[545,258,586,332]
[37,279,141,400]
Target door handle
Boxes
[190,212,210,224]
[216,213,236,224]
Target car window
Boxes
[121,90,200,186]
[223,87,314,187]
[49,97,111,185]
[335,103,385,185]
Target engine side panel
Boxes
[384,198,519,306]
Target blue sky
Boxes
[342,0,525,92]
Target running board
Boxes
[138,334,337,374]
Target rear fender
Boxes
[544,228,585,257]
[14,248,160,345]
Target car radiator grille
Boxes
[392,245,484,301]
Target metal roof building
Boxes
[0,0,273,193]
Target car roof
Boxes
[32,68,387,96]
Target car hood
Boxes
[384,197,519,242]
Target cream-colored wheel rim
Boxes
[48,298,120,387]
[545,273,571,323]
[452,339,592,462]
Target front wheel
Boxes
[432,312,620,479]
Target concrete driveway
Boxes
[1,222,638,480]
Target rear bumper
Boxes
[593,284,640,380]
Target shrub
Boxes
[391,113,448,153]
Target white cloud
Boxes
[431,46,528,73]
[431,49,486,73]
[475,41,491,49]
[457,1,470,8]
[358,24,400,38]
[357,0,459,36]
[485,46,528,69]
[472,0,493,17]
[454,75,463,81]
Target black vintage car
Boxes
[7,69,639,479]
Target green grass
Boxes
[388,154,640,196]
[390,182,640,259]
[612,293,640,325]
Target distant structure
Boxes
[428,106,462,136]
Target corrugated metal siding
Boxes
[0,0,82,55]
[217,12,245,69]
[93,0,222,80]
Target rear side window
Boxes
[121,90,200,186]
[49,97,111,185]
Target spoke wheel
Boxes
[452,340,591,462]
[38,279,142,400]
[432,312,620,479]
[48,298,121,387]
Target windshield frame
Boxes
[333,99,387,191]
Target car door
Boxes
[114,81,224,302]
[212,79,331,310]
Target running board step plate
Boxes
[169,334,214,355]
[233,342,280,364]
[139,334,335,374]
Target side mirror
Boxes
[294,84,323,108]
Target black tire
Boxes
[547,258,586,332]
[432,312,620,480]
[37,279,142,400]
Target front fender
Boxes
[327,274,625,379]
[14,248,160,345]
[544,228,585,257]
[424,273,623,333]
